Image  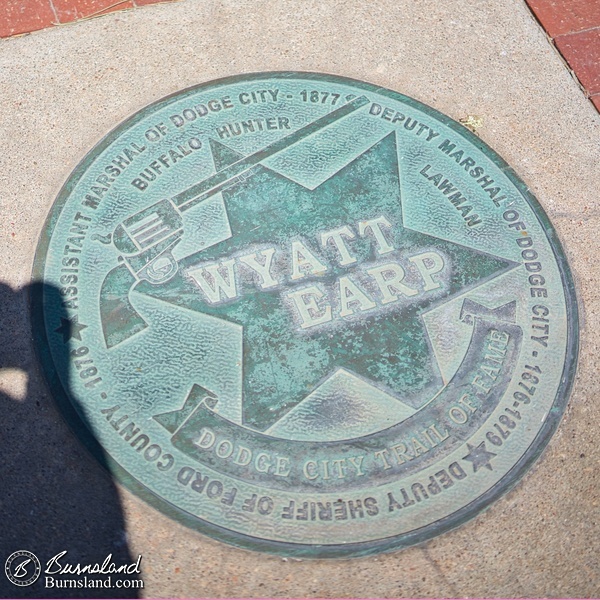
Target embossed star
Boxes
[55,315,88,342]
[139,133,514,429]
[462,441,497,472]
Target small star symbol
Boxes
[55,315,88,342]
[462,441,497,472]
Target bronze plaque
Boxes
[32,73,578,557]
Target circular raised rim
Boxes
[30,71,580,558]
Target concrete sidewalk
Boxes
[0,0,599,597]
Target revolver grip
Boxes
[112,197,184,286]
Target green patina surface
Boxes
[144,133,512,430]
[32,72,578,557]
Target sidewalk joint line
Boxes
[47,0,61,26]
[79,0,131,21]
[554,24,600,40]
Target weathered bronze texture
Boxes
[32,73,578,557]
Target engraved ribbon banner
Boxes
[155,301,522,493]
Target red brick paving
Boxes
[525,0,600,113]
[0,0,179,38]
[526,0,600,36]
[51,0,134,23]
[0,0,56,38]
[555,28,600,95]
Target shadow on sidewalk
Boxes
[0,281,142,598]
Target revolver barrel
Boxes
[109,95,370,285]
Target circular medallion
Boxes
[5,551,41,587]
[32,72,578,557]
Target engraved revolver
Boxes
[99,95,369,348]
